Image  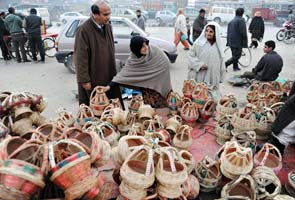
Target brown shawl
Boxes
[112,45,172,97]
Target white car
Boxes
[55,16,178,73]
[60,12,84,24]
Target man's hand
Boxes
[82,82,91,90]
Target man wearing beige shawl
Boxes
[102,36,172,108]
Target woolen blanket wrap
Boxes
[112,45,172,98]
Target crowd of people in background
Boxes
[0,6,45,63]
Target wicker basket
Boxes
[138,104,156,121]
[220,141,253,179]
[127,123,145,137]
[117,135,146,166]
[252,166,281,199]
[285,170,295,198]
[179,150,195,174]
[49,139,95,200]
[24,92,47,113]
[96,121,119,146]
[128,95,143,113]
[56,108,75,128]
[36,123,64,142]
[270,102,285,116]
[215,116,233,145]
[0,159,45,199]
[182,174,200,200]
[95,140,111,167]
[282,80,294,96]
[182,79,196,99]
[216,95,238,119]
[109,98,122,109]
[274,195,295,200]
[156,147,188,199]
[254,143,282,174]
[173,125,193,150]
[246,83,260,103]
[11,118,33,136]
[231,105,258,132]
[167,91,182,115]
[119,146,155,200]
[221,175,256,200]
[180,102,199,123]
[192,83,208,109]
[8,92,32,120]
[89,86,110,117]
[195,156,222,192]
[165,115,182,136]
[76,104,95,126]
[101,107,128,126]
[199,98,216,122]
[231,130,256,151]
[271,81,284,100]
[0,136,26,165]
[75,131,102,165]
[255,107,276,140]
[30,112,47,126]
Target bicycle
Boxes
[221,34,252,68]
[224,46,252,68]
[4,33,58,60]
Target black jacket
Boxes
[192,15,207,40]
[249,16,264,40]
[0,17,9,38]
[272,87,295,135]
[254,51,283,81]
[24,14,42,35]
[227,16,248,48]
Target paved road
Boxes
[0,24,294,119]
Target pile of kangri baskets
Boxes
[166,80,217,126]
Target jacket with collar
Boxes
[4,13,23,34]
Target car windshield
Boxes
[111,18,146,38]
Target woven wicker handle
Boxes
[48,139,86,168]
[78,104,94,118]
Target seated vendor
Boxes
[100,36,173,108]
[262,82,295,156]
[241,40,283,81]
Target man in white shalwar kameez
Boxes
[188,21,225,89]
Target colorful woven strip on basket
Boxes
[49,152,86,174]
[3,160,41,176]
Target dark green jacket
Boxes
[4,13,23,34]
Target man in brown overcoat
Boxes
[74,0,122,106]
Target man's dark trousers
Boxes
[0,38,9,59]
[28,33,45,61]
[225,47,242,70]
[11,33,28,62]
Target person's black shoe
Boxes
[233,67,241,71]
[184,48,190,50]
[17,60,21,63]
[23,60,31,63]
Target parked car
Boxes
[111,8,137,23]
[60,11,84,24]
[155,10,176,26]
[207,6,249,24]
[55,16,178,73]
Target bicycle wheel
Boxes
[224,47,231,61]
[43,37,56,57]
[238,48,252,68]
[276,30,286,41]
